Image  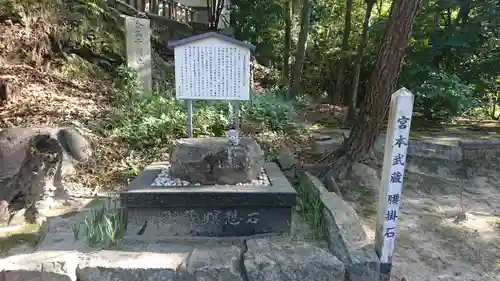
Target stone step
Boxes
[0,238,345,281]
[313,133,464,162]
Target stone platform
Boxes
[120,162,296,237]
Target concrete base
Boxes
[120,162,296,237]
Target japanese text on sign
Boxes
[375,88,415,266]
[173,38,251,101]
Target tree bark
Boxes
[332,0,423,178]
[289,0,312,100]
[283,0,292,87]
[332,0,354,104]
[347,0,376,122]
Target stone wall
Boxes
[314,132,500,163]
[459,140,500,161]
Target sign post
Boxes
[375,87,414,281]
[167,32,255,138]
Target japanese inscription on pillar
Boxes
[173,37,251,101]
[124,16,152,92]
[375,88,414,265]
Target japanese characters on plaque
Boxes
[174,38,251,101]
[376,88,414,265]
[124,16,152,92]
[160,209,260,226]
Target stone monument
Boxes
[124,15,152,93]
[120,33,296,238]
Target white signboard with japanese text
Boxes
[124,16,152,93]
[173,37,251,101]
[375,87,414,266]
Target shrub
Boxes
[242,87,302,132]
[108,67,302,148]
[410,71,477,122]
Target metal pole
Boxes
[187,100,193,138]
[232,101,240,131]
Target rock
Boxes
[0,127,92,224]
[297,171,378,280]
[76,249,189,281]
[402,276,495,281]
[185,246,244,281]
[277,152,299,183]
[0,251,79,281]
[169,137,264,185]
[314,139,342,155]
[57,128,92,162]
[0,80,9,103]
[321,192,380,281]
[277,152,298,171]
[244,238,345,281]
[350,163,380,195]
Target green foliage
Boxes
[108,66,302,148]
[242,88,302,132]
[406,70,477,121]
[62,0,124,57]
[295,178,324,240]
[230,0,499,123]
[399,0,500,122]
[81,202,127,248]
[230,0,285,65]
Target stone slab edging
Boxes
[402,275,496,281]
[313,130,500,162]
[0,239,346,281]
[298,171,380,281]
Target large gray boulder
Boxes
[0,127,91,224]
[244,238,345,281]
[169,137,264,185]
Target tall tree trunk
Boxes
[332,0,354,104]
[289,0,312,100]
[283,0,292,87]
[347,0,376,122]
[332,0,423,177]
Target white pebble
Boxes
[150,166,271,187]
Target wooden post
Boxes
[375,87,414,281]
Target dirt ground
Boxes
[358,160,500,280]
